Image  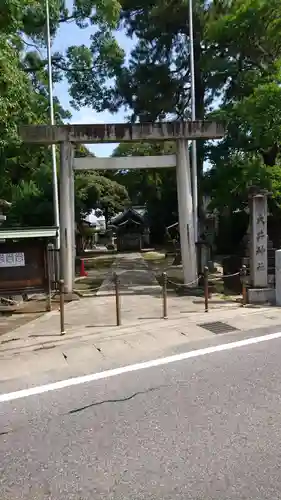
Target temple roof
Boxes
[110,207,146,227]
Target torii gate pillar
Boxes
[60,142,74,293]
[177,139,196,283]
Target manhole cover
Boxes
[199,321,238,335]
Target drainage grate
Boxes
[199,321,239,335]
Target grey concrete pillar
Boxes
[176,139,197,284]
[60,141,74,294]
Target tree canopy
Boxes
[0,0,128,227]
[1,0,281,245]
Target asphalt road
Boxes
[1,333,281,499]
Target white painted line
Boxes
[1,330,281,403]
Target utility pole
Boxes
[45,0,60,249]
[188,0,198,242]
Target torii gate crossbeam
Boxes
[20,121,225,294]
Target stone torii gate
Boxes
[20,121,225,294]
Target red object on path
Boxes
[80,258,88,277]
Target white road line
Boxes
[1,330,281,403]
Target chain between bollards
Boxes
[59,279,65,335]
[204,266,209,312]
[113,272,121,326]
[240,264,247,306]
[162,272,168,319]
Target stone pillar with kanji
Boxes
[248,188,270,288]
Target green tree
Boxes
[75,170,129,225]
[206,0,281,155]
[0,0,129,227]
[204,0,281,212]
[5,144,129,227]
[64,0,281,198]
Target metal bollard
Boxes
[204,266,209,312]
[241,264,247,306]
[59,279,65,335]
[162,272,168,319]
[114,272,121,326]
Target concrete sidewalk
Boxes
[1,251,281,385]
[0,251,242,345]
[1,305,281,384]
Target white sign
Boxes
[0,252,25,267]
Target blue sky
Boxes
[53,7,134,157]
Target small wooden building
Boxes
[0,227,58,295]
[110,208,149,252]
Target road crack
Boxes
[0,430,10,436]
[0,385,168,436]
[67,385,166,415]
